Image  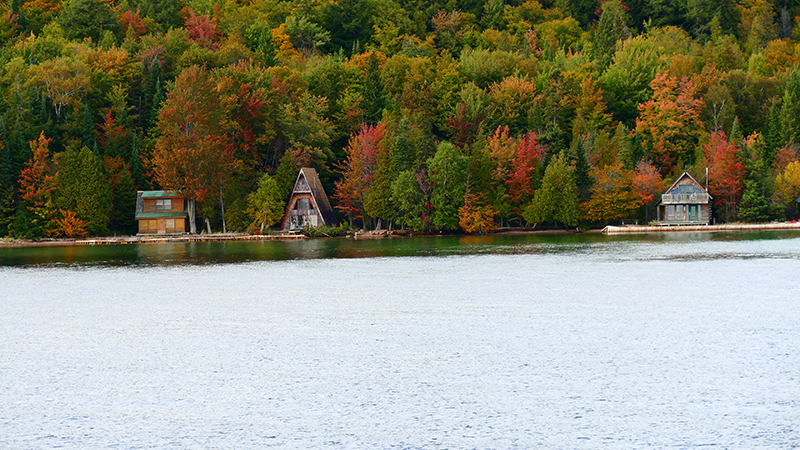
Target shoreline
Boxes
[0,233,307,248]
[2,222,798,248]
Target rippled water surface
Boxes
[1,232,799,448]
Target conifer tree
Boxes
[80,104,96,151]
[523,151,580,227]
[362,52,385,125]
[594,0,631,69]
[54,145,112,236]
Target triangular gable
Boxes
[663,172,712,199]
[293,172,311,193]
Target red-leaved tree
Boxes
[333,123,386,225]
[707,130,745,221]
[506,132,545,208]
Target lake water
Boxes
[1,232,799,449]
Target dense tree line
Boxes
[2,0,800,237]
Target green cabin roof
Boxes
[141,190,182,198]
[135,212,189,219]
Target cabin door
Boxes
[687,205,699,221]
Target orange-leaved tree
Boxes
[581,161,641,224]
[635,71,705,175]
[151,65,239,234]
[632,159,664,222]
[459,193,497,234]
[14,132,56,238]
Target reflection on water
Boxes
[1,230,799,267]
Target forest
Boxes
[2,0,800,237]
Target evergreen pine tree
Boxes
[109,165,137,234]
[779,71,800,150]
[11,0,27,32]
[0,119,11,190]
[80,104,96,150]
[0,187,15,237]
[594,0,631,69]
[393,117,413,173]
[129,133,145,190]
[738,179,781,222]
[523,151,580,227]
[362,53,385,125]
[54,145,113,236]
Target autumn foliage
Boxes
[333,123,386,220]
[706,131,745,219]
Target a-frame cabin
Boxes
[281,168,337,231]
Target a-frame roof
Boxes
[663,171,712,198]
[288,167,337,226]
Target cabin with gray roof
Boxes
[281,168,337,231]
[135,191,189,234]
[656,172,713,225]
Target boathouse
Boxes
[135,191,189,234]
[281,168,337,231]
[656,172,712,225]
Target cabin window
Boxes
[297,198,310,210]
[676,205,684,220]
[166,219,175,229]
[156,199,172,211]
[679,185,694,194]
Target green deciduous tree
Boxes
[246,173,285,232]
[390,169,428,231]
[427,141,468,231]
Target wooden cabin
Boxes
[657,172,713,225]
[281,168,337,231]
[135,191,189,234]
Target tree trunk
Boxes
[188,198,197,234]
[205,217,212,234]
[375,218,382,230]
[220,188,227,233]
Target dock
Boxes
[603,222,800,234]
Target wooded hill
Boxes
[2,0,800,237]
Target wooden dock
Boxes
[0,234,306,248]
[603,222,800,234]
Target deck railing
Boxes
[661,193,710,204]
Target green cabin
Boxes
[135,191,189,234]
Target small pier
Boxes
[603,222,800,234]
